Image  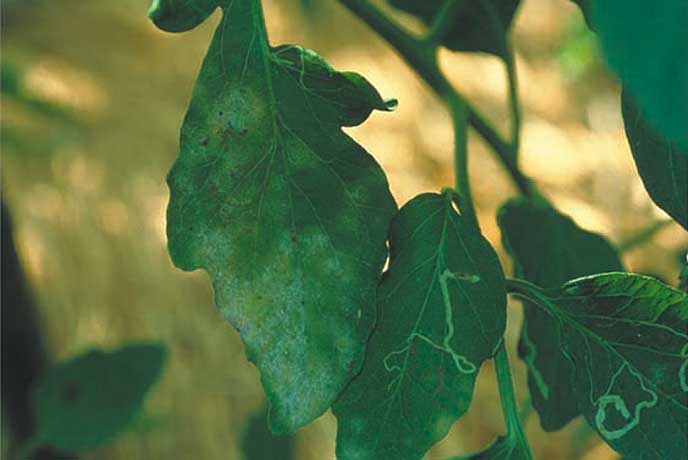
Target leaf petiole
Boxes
[338,0,534,197]
[423,0,464,46]
[494,343,533,459]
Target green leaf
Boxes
[621,91,688,230]
[152,0,397,433]
[147,0,219,33]
[388,0,520,57]
[241,407,294,460]
[679,260,688,292]
[461,435,530,460]
[334,192,506,460]
[569,0,593,29]
[593,0,688,148]
[28,343,166,452]
[509,274,688,459]
[498,198,623,431]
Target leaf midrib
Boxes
[531,290,688,416]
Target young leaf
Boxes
[388,0,520,57]
[152,0,398,433]
[462,435,530,460]
[334,192,506,460]
[509,274,688,460]
[593,0,688,148]
[28,343,166,452]
[498,198,623,431]
[621,91,688,230]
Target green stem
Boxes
[450,97,479,230]
[424,0,463,46]
[495,343,533,459]
[505,46,521,154]
[338,0,534,198]
[505,278,562,324]
[617,219,673,253]
[478,0,521,154]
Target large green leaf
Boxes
[334,192,506,460]
[498,198,623,431]
[27,343,166,452]
[593,0,688,148]
[509,274,688,459]
[388,0,520,57]
[621,91,688,230]
[462,436,530,460]
[151,0,397,433]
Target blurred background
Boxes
[2,0,686,459]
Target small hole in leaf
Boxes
[61,381,81,404]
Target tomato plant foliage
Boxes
[621,92,688,230]
[17,344,166,457]
[387,0,520,57]
[498,198,624,431]
[334,192,506,460]
[149,0,688,459]
[509,275,688,460]
[152,0,396,433]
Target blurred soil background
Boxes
[2,0,686,459]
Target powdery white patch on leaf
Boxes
[151,0,397,433]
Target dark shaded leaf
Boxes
[30,343,166,452]
[594,0,688,148]
[152,0,397,433]
[334,192,506,460]
[388,0,520,57]
[498,198,623,431]
[510,274,688,460]
[147,0,219,33]
[241,407,294,460]
[621,91,688,230]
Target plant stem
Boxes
[424,0,463,46]
[338,0,533,198]
[617,219,673,253]
[450,97,479,230]
[478,0,522,155]
[505,46,521,154]
[339,1,535,456]
[505,277,546,303]
[495,343,533,459]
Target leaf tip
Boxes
[147,0,162,20]
[383,98,399,111]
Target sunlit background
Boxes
[2,0,687,459]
